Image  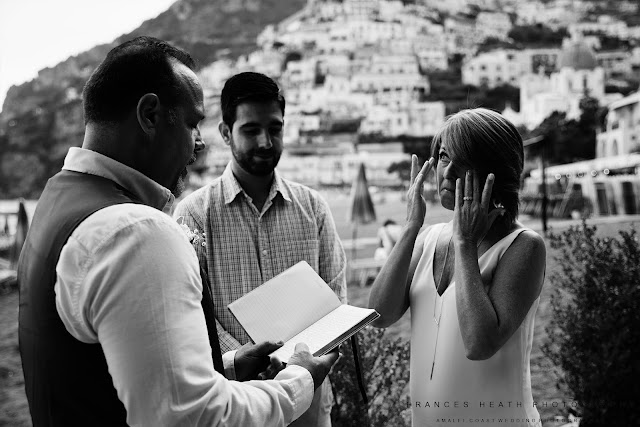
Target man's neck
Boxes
[230,160,273,211]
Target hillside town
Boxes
[191,0,640,219]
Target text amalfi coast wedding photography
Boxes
[1,0,639,426]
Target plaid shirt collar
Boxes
[221,163,292,205]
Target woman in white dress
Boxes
[369,108,546,427]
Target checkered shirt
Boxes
[174,164,347,352]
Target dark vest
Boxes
[18,170,223,427]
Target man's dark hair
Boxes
[221,72,285,126]
[82,36,196,124]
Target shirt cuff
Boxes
[222,350,237,380]
[274,365,315,421]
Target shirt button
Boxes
[262,249,268,255]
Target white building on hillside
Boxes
[344,0,378,18]
[515,1,546,25]
[281,58,317,89]
[569,16,630,40]
[359,101,445,137]
[475,11,513,41]
[351,54,429,98]
[462,50,522,88]
[518,39,610,129]
[444,15,480,55]
[413,33,448,71]
[596,91,640,158]
[462,48,562,89]
[519,48,560,75]
[596,50,634,80]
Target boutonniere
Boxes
[176,217,207,247]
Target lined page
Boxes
[228,261,341,343]
[270,304,378,362]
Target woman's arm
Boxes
[369,223,428,327]
[369,155,434,328]
[455,230,545,360]
[453,171,546,360]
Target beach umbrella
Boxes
[10,199,29,269]
[347,162,376,261]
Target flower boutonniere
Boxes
[176,217,207,248]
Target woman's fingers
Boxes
[455,177,463,211]
[413,157,434,188]
[410,154,418,183]
[420,157,434,177]
[480,173,495,212]
[473,171,481,204]
[464,170,473,202]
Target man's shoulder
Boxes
[279,176,323,201]
[175,179,223,214]
[72,203,180,251]
[179,181,219,204]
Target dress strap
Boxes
[482,227,532,263]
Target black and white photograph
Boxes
[1,0,639,426]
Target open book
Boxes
[228,261,380,362]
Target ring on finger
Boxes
[463,196,473,201]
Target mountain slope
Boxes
[0,0,307,198]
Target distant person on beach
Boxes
[17,37,337,427]
[374,219,403,261]
[369,108,546,427]
[174,71,347,427]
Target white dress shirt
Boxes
[54,147,314,427]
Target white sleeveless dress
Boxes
[409,223,542,427]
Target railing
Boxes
[0,199,29,270]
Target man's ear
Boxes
[136,93,161,137]
[218,120,232,146]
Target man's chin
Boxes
[249,165,275,176]
[244,158,279,176]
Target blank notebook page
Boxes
[228,261,341,343]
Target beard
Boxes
[171,170,187,198]
[231,143,282,177]
[171,154,196,197]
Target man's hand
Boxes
[256,358,286,380]
[288,343,340,390]
[235,341,284,381]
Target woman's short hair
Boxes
[431,108,524,223]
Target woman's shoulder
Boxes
[506,224,546,261]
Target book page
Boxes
[270,304,378,362]
[228,261,341,343]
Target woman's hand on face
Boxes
[406,155,435,228]
[453,170,505,246]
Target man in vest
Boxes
[18,36,338,427]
